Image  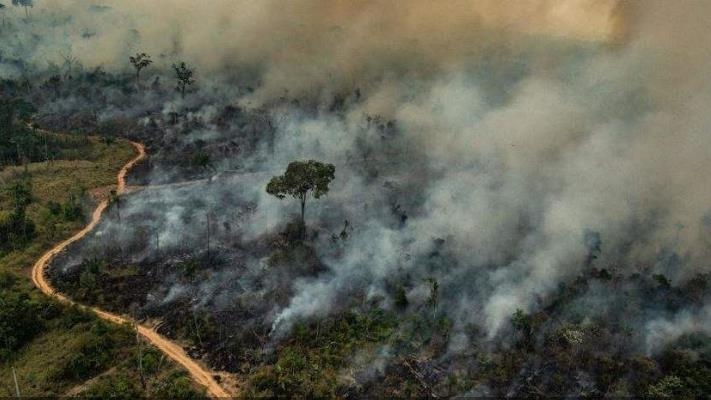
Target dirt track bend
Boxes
[30,140,231,398]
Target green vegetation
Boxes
[0,98,110,168]
[236,272,711,398]
[0,126,202,397]
[80,350,205,399]
[173,62,195,98]
[0,136,135,277]
[267,160,336,239]
[0,282,44,361]
[0,295,203,398]
[129,52,153,85]
[11,0,33,18]
[0,176,35,250]
[245,309,398,398]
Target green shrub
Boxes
[84,373,143,399]
[151,370,205,399]
[394,285,408,309]
[647,375,686,398]
[0,291,44,360]
[47,201,62,216]
[0,271,17,289]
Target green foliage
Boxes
[56,304,95,329]
[151,370,205,399]
[75,258,107,302]
[656,334,711,398]
[426,278,439,309]
[0,97,35,126]
[62,193,83,221]
[653,273,671,289]
[0,98,36,164]
[0,98,102,166]
[0,290,44,361]
[647,375,686,398]
[250,346,339,398]
[172,62,195,98]
[266,160,336,202]
[11,0,33,10]
[47,200,62,216]
[0,271,17,289]
[129,52,153,84]
[54,321,131,381]
[0,128,186,397]
[246,309,396,397]
[0,210,36,249]
[102,135,116,146]
[83,373,143,399]
[597,268,612,280]
[511,308,537,351]
[0,175,36,250]
[266,159,335,237]
[177,259,200,280]
[511,309,529,332]
[133,347,163,376]
[190,151,212,170]
[9,176,32,210]
[394,285,409,309]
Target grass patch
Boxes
[0,135,134,282]
[0,133,203,397]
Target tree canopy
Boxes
[172,61,195,98]
[11,0,32,17]
[266,160,335,238]
[129,52,152,84]
[267,160,335,201]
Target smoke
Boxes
[645,304,711,355]
[259,0,711,340]
[4,1,619,95]
[10,0,711,357]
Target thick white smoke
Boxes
[9,0,711,348]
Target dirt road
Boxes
[30,141,231,398]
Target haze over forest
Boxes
[2,1,711,398]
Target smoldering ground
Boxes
[4,0,711,393]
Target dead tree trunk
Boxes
[300,193,306,239]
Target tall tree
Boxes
[129,53,152,86]
[0,175,35,249]
[60,51,78,78]
[0,98,36,165]
[9,177,32,212]
[266,160,335,239]
[172,61,194,98]
[0,4,7,28]
[11,0,31,18]
[426,278,439,319]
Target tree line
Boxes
[129,52,195,98]
[0,98,97,167]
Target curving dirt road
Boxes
[30,140,231,398]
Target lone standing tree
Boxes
[1,4,6,28]
[172,61,195,98]
[11,0,31,18]
[129,52,152,86]
[266,160,335,239]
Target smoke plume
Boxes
[4,0,711,359]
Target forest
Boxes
[2,0,711,398]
